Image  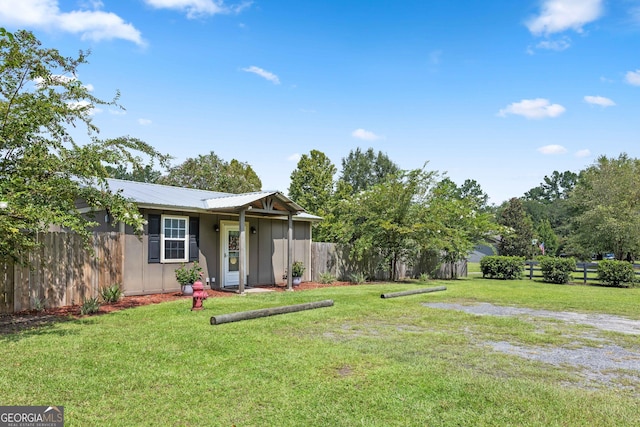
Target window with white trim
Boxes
[161,215,188,262]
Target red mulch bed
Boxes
[0,281,353,335]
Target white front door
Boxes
[221,222,248,288]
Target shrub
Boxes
[597,260,636,288]
[100,283,123,303]
[80,297,101,315]
[318,272,336,284]
[349,272,367,284]
[292,261,306,278]
[539,256,576,284]
[480,256,524,280]
[419,273,429,282]
[175,261,203,285]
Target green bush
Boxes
[349,272,367,284]
[480,256,524,280]
[100,283,123,303]
[539,256,576,284]
[80,297,101,315]
[597,260,637,288]
[292,261,306,278]
[318,272,336,284]
[175,261,203,286]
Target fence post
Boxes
[583,263,587,285]
[529,261,533,280]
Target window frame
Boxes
[160,214,189,263]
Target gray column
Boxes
[287,212,293,291]
[238,209,246,294]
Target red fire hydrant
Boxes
[191,280,207,311]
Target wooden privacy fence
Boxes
[311,242,466,281]
[524,260,640,285]
[0,232,123,314]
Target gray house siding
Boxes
[119,209,312,295]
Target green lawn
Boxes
[2,278,639,426]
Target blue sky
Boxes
[1,0,639,204]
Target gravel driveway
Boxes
[423,302,640,390]
[424,302,640,335]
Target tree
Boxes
[536,218,558,257]
[568,154,640,260]
[524,170,578,202]
[0,29,168,262]
[424,178,497,277]
[288,149,336,215]
[522,170,577,243]
[338,147,400,194]
[335,167,435,281]
[158,151,261,193]
[497,198,535,257]
[458,178,490,211]
[224,159,262,193]
[105,164,162,183]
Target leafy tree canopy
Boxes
[497,198,535,257]
[521,170,578,246]
[568,153,640,260]
[339,147,400,194]
[524,170,578,203]
[288,149,336,215]
[158,151,261,193]
[334,166,435,281]
[424,178,497,272]
[536,218,558,257]
[105,164,162,183]
[0,29,168,262]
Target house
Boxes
[79,178,321,295]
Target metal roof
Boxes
[103,178,320,220]
[203,191,303,212]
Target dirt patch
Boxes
[424,302,640,335]
[0,281,353,335]
[424,302,640,390]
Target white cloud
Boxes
[84,83,94,92]
[0,0,144,45]
[109,109,127,115]
[68,100,101,115]
[497,98,566,119]
[538,145,568,155]
[242,66,280,84]
[351,128,382,141]
[584,95,615,107]
[575,149,591,158]
[287,153,301,162]
[535,38,571,51]
[625,69,640,86]
[144,0,252,19]
[138,118,152,126]
[526,0,604,36]
[33,74,76,88]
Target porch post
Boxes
[287,212,293,291]
[238,209,246,294]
